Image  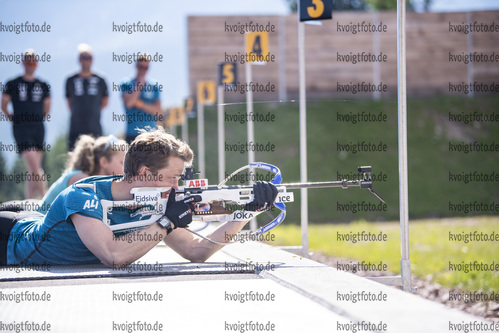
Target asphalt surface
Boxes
[0,240,494,332]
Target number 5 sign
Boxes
[299,0,333,22]
[218,62,237,87]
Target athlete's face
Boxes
[138,156,185,197]
[99,151,126,176]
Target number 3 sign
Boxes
[299,0,333,22]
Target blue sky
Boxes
[0,0,498,168]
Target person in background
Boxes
[121,54,161,143]
[36,134,127,214]
[1,49,51,199]
[65,43,109,150]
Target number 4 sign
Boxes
[299,0,333,22]
[245,31,269,63]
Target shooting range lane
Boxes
[0,243,254,282]
[0,240,492,332]
[222,242,492,333]
[0,277,341,332]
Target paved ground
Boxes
[0,240,494,332]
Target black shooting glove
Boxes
[244,181,278,212]
[165,189,202,229]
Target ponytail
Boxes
[66,135,96,175]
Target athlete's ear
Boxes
[137,165,149,176]
[134,166,150,185]
[99,155,109,172]
[137,165,151,181]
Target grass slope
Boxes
[268,217,499,293]
[186,95,499,223]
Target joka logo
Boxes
[83,199,99,210]
[233,211,255,220]
[186,179,208,188]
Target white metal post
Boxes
[298,21,309,258]
[466,11,474,98]
[170,123,176,137]
[278,15,288,102]
[197,102,205,178]
[217,86,225,184]
[372,11,381,100]
[246,62,257,232]
[182,112,189,144]
[397,0,412,292]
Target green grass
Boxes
[185,95,499,223]
[268,217,499,293]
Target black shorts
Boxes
[68,126,102,151]
[0,210,44,266]
[13,123,45,153]
[0,211,18,266]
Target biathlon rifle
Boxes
[99,162,384,235]
[178,162,385,235]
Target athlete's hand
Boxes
[165,189,201,229]
[244,181,278,212]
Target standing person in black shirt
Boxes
[65,43,109,150]
[1,49,51,199]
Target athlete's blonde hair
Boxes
[67,135,128,175]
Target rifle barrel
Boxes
[282,180,385,203]
[179,179,384,203]
[282,180,364,190]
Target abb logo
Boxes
[186,179,208,188]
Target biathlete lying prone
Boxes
[0,127,278,267]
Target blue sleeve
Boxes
[154,84,160,101]
[64,186,104,221]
